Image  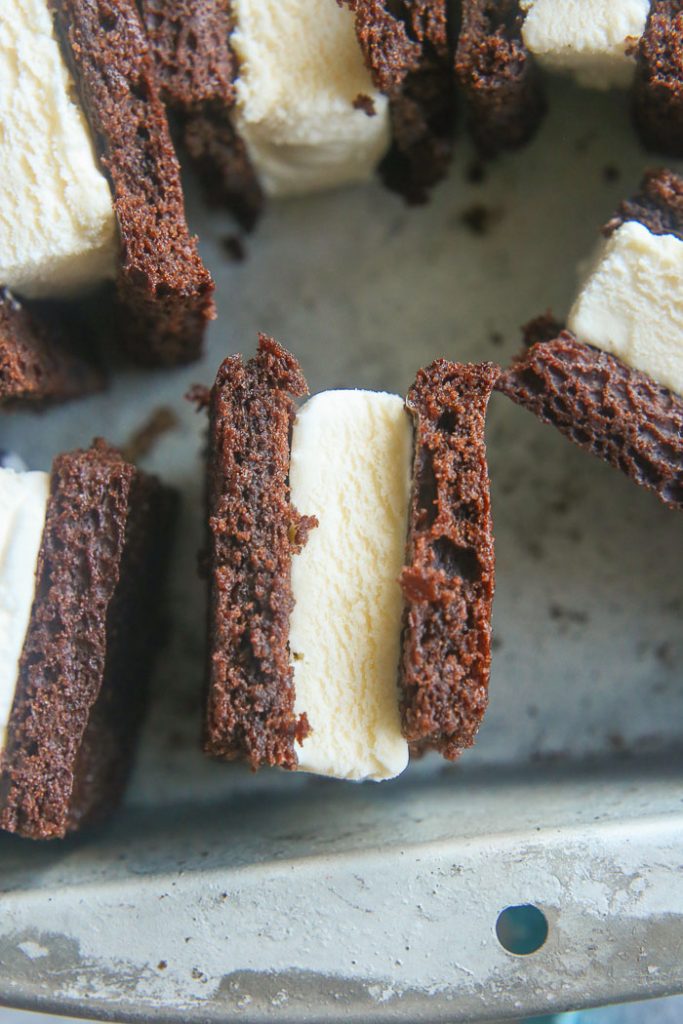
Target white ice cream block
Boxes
[289,390,412,781]
[568,220,683,398]
[0,468,49,749]
[0,0,117,298]
[520,0,650,88]
[231,0,390,198]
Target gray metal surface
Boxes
[0,78,681,1022]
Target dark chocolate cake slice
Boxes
[633,0,683,158]
[0,289,103,407]
[50,0,216,366]
[204,336,313,769]
[0,441,175,839]
[343,0,457,203]
[454,0,545,157]
[497,319,683,512]
[138,0,263,229]
[400,360,499,758]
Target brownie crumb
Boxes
[186,383,211,410]
[460,203,502,235]
[353,92,377,115]
[466,159,487,184]
[158,961,168,971]
[222,235,246,262]
[549,603,589,625]
[122,407,178,463]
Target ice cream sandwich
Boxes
[0,0,215,379]
[0,440,175,839]
[455,1,683,158]
[202,336,498,780]
[141,0,456,225]
[498,168,683,511]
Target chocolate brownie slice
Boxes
[344,0,456,203]
[138,0,263,229]
[400,360,499,759]
[497,323,683,512]
[50,0,215,366]
[0,289,103,407]
[454,0,545,157]
[205,336,314,769]
[633,0,683,158]
[0,441,175,839]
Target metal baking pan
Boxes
[0,79,681,1023]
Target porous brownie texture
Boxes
[139,0,263,228]
[205,336,315,770]
[50,0,215,365]
[0,441,175,839]
[497,324,683,511]
[454,0,545,157]
[633,0,683,158]
[0,289,103,407]
[605,167,683,240]
[343,0,456,203]
[400,360,499,759]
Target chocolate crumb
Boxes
[186,384,211,410]
[158,961,168,971]
[222,235,246,262]
[549,603,589,625]
[655,641,674,667]
[352,92,376,116]
[460,203,502,236]
[122,407,178,463]
[466,160,487,185]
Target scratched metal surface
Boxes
[0,78,681,1022]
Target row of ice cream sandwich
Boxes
[0,345,497,841]
[0,163,681,839]
[1,0,681,402]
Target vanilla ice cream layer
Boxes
[0,0,117,298]
[0,468,49,749]
[230,0,391,198]
[289,391,411,781]
[520,0,650,89]
[568,220,683,397]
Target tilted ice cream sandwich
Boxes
[0,0,215,376]
[141,0,455,225]
[498,168,683,511]
[0,441,175,839]
[203,337,497,781]
[455,1,683,158]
